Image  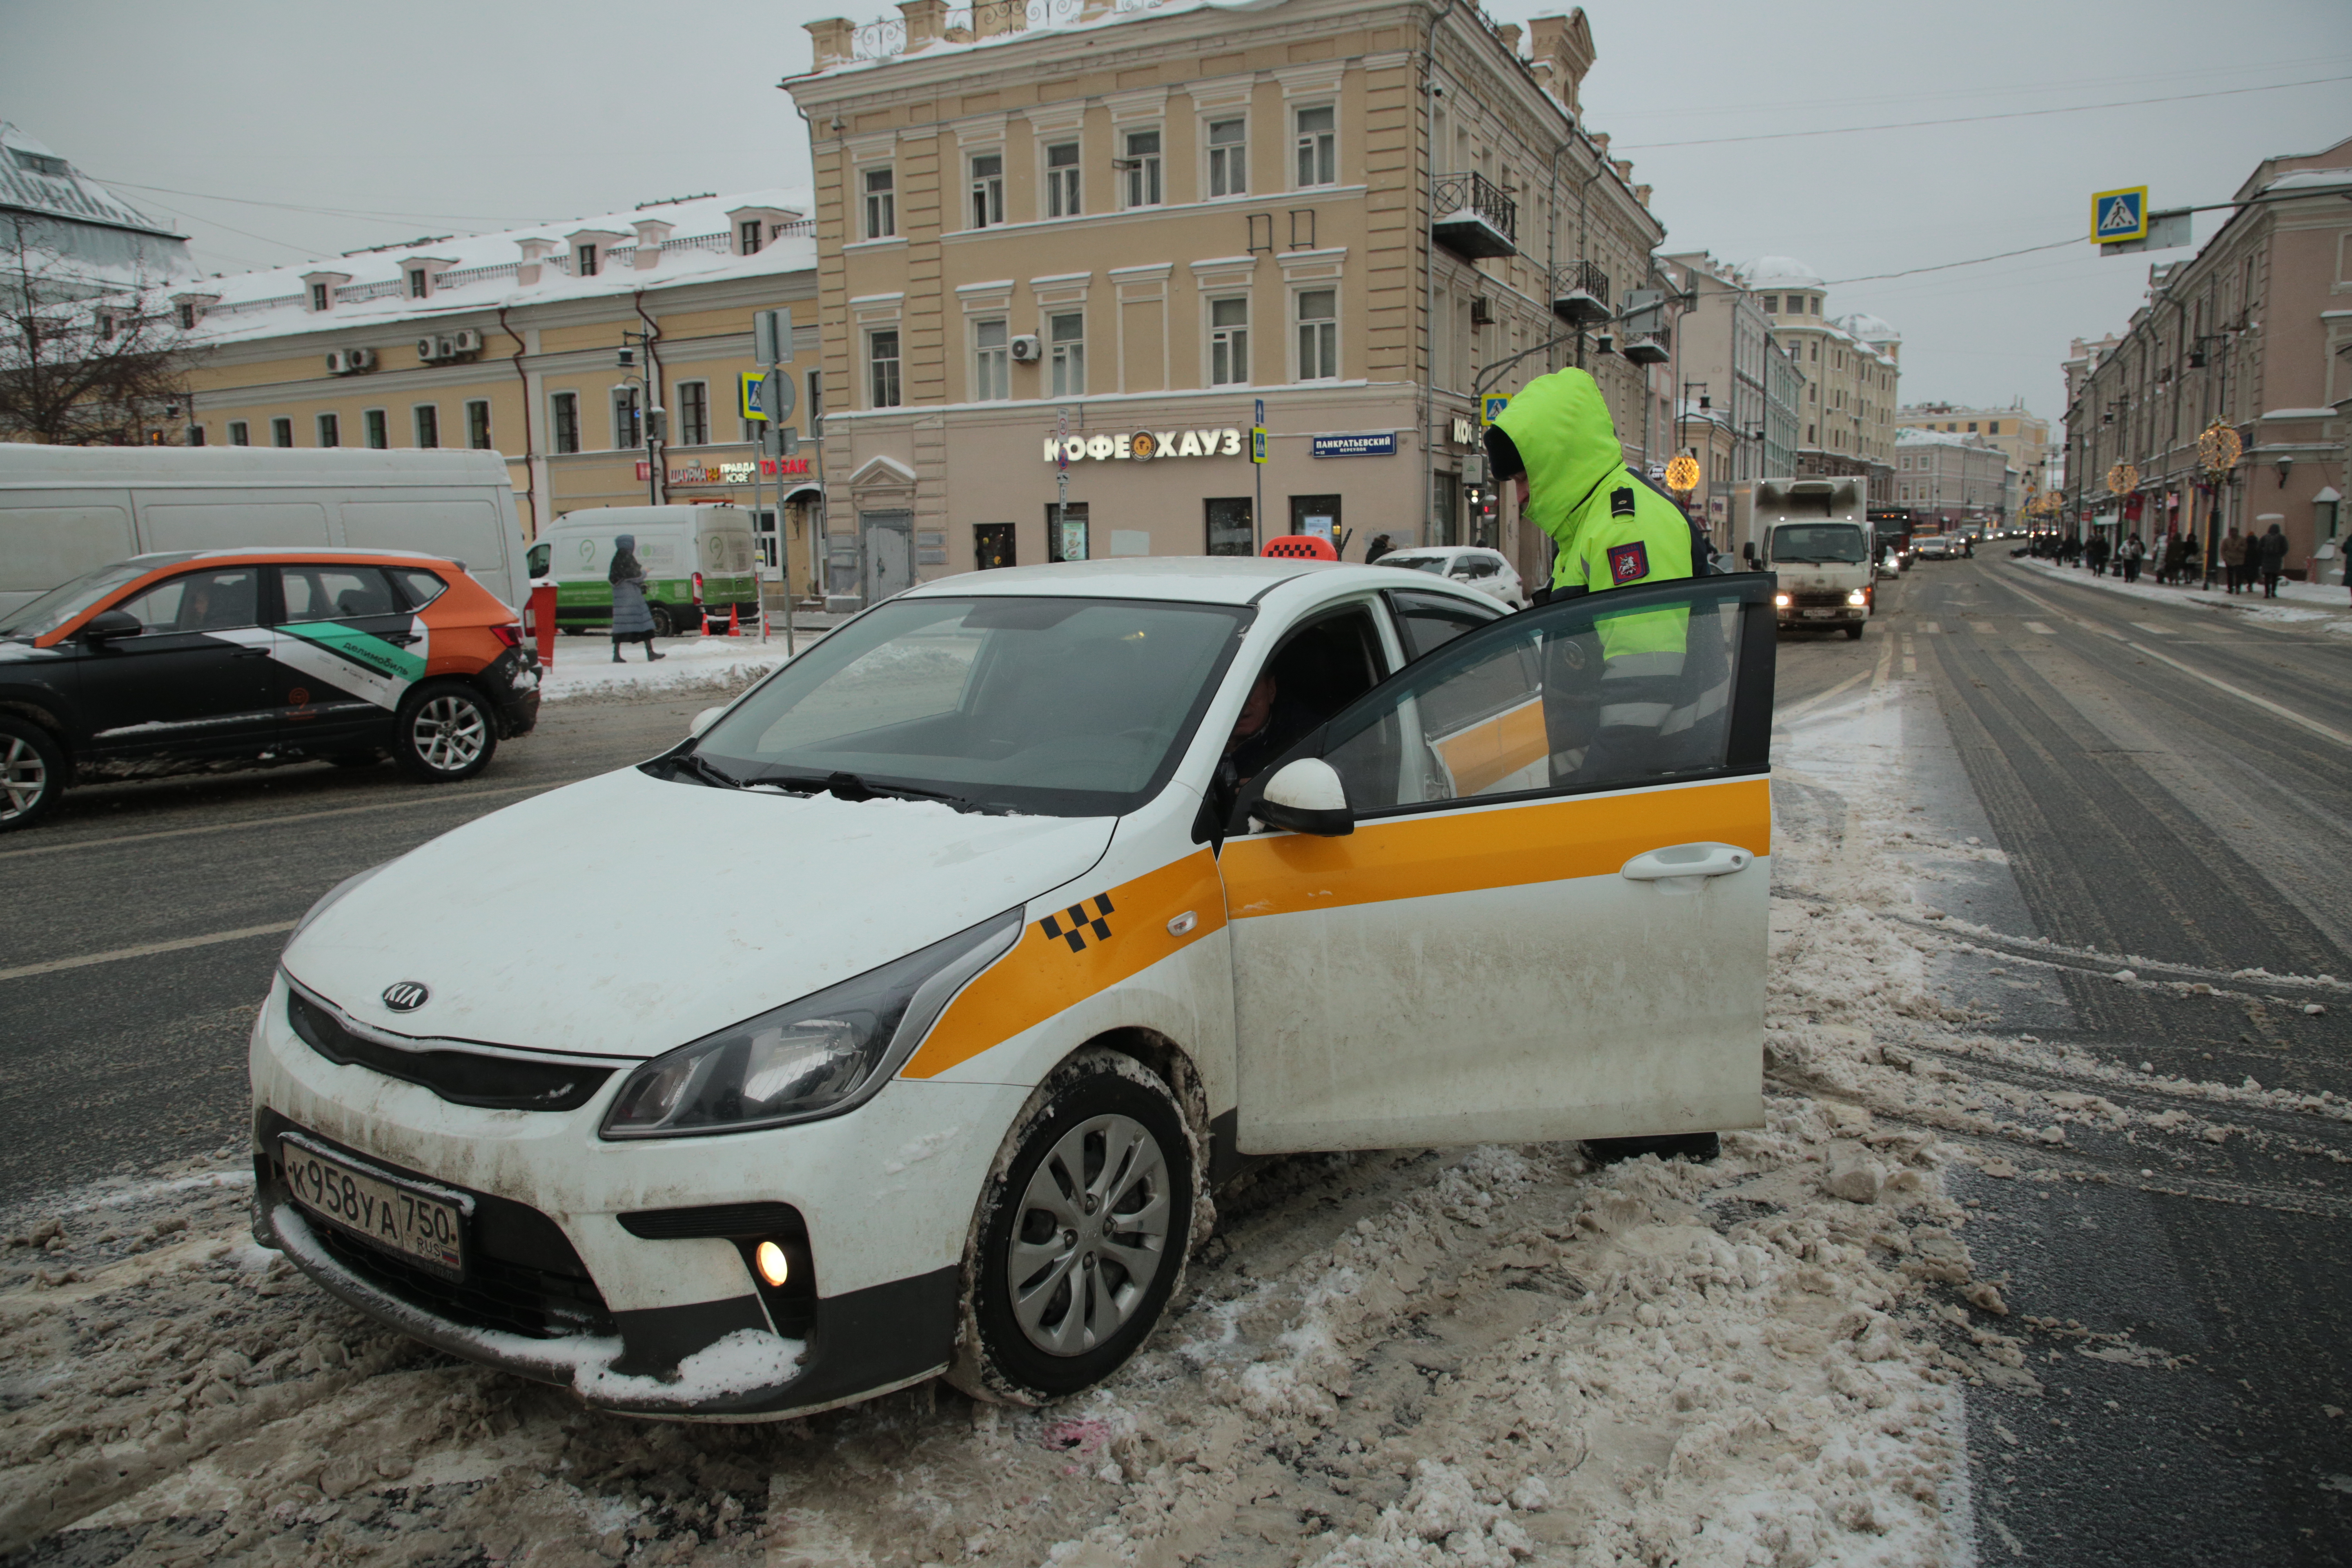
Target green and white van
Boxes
[530,505,761,637]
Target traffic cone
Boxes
[727,603,740,637]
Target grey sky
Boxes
[5,0,2347,425]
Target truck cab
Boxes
[1759,477,1873,639]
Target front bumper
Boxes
[249,973,1025,1419]
[1775,604,1865,625]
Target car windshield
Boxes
[1379,555,1449,575]
[682,595,1251,817]
[1768,524,1867,565]
[0,560,155,639]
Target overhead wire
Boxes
[89,177,531,229]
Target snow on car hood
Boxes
[283,766,1114,1058]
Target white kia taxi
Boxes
[250,557,1777,1418]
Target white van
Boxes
[0,447,527,615]
[531,506,761,637]
[1757,477,1874,639]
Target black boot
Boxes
[612,642,625,664]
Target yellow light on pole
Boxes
[1665,454,1701,493]
[2105,462,2138,496]
[2196,421,2241,478]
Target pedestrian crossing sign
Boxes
[2091,187,2148,245]
[1481,394,1510,426]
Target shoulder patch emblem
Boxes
[1610,486,1636,518]
[1607,541,1650,584]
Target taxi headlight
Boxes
[1846,588,1868,606]
[1773,592,1792,608]
[600,906,1020,1139]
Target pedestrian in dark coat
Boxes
[2221,528,2247,594]
[608,534,665,662]
[2257,523,2290,599]
[2085,534,2111,576]
[1365,533,1393,564]
[2180,532,2201,588]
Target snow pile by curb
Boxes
[2008,555,2351,633]
[538,630,830,706]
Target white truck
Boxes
[1755,476,1874,639]
[0,446,529,615]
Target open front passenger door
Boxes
[1218,574,1779,1153]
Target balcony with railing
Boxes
[1550,259,1609,326]
[1431,172,1516,261]
[1620,326,1670,365]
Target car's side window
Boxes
[113,569,262,634]
[1463,555,1499,579]
[278,566,400,624]
[1321,579,1765,815]
[1384,589,1496,662]
[387,567,449,609]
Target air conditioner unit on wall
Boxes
[1009,334,1042,363]
[416,336,442,361]
[325,351,349,374]
[347,347,376,371]
[449,328,482,354]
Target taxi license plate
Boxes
[1801,608,1840,619]
[281,1137,466,1278]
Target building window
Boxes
[1207,118,1247,198]
[227,420,249,446]
[677,381,708,446]
[612,387,641,449]
[1987,421,1999,435]
[869,329,902,408]
[974,319,1010,401]
[177,303,196,330]
[310,282,330,312]
[407,268,429,300]
[577,243,599,278]
[1210,296,1249,386]
[1205,497,1254,556]
[318,413,341,448]
[414,405,439,448]
[738,218,764,256]
[363,410,387,449]
[1806,423,1815,443]
[863,167,895,238]
[552,392,579,454]
[1049,311,1085,397]
[466,399,491,450]
[272,417,293,448]
[1296,288,1337,380]
[1295,106,1336,187]
[1762,295,1777,312]
[970,152,1005,229]
[1045,142,1081,217]
[1123,129,1162,209]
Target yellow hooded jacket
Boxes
[1492,368,1693,655]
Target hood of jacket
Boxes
[1492,368,1630,552]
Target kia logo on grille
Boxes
[381,982,430,1013]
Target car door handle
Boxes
[1620,843,1753,881]
[232,649,272,659]
[381,632,420,646]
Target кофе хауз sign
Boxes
[1043,429,1242,462]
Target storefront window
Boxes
[1205,497,1254,556]
[1048,501,1090,562]
[1290,494,1341,543]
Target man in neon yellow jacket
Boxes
[1485,367,1711,776]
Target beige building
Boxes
[1738,257,1899,496]
[2061,134,2352,579]
[1894,427,2009,527]
[786,0,1666,600]
[1894,401,2049,493]
[169,192,826,595]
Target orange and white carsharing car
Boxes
[250,557,1778,1418]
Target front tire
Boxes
[0,719,67,833]
[392,682,497,783]
[1844,623,1865,640]
[949,1050,1198,1405]
[649,604,678,639]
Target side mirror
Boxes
[688,705,726,738]
[1741,541,1758,564]
[1255,757,1353,837]
[80,609,143,643]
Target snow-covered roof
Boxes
[178,188,813,346]
[799,0,1291,82]
[1838,311,1899,344]
[1895,428,1989,449]
[0,121,183,240]
[1740,256,1822,290]
[2257,165,2352,195]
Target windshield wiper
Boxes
[667,751,742,790]
[755,769,976,811]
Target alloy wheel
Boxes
[410,695,488,774]
[1005,1113,1173,1357]
[0,736,47,821]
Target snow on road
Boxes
[2007,555,2352,635]
[0,658,2132,1567]
[537,623,837,707]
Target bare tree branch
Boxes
[0,213,202,445]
